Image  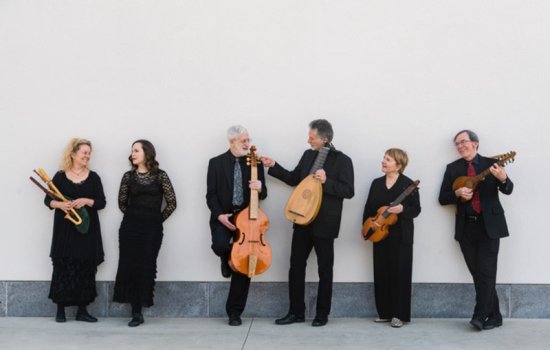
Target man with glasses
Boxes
[206,125,267,326]
[439,130,513,331]
[261,119,354,327]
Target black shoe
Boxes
[128,313,144,327]
[56,305,66,323]
[275,313,305,325]
[221,258,232,278]
[228,314,242,326]
[76,311,98,323]
[312,317,328,327]
[469,317,484,331]
[483,317,503,330]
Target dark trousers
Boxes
[211,223,251,317]
[288,226,335,319]
[373,232,413,322]
[459,219,501,320]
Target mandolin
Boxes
[284,146,330,225]
[452,151,516,202]
[362,180,420,243]
[230,146,272,278]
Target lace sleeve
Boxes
[118,171,131,213]
[159,171,177,221]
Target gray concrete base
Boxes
[2,281,550,318]
[0,281,6,317]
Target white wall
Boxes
[1,0,549,283]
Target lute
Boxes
[452,151,516,202]
[284,147,330,225]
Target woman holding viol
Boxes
[362,148,420,328]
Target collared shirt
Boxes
[231,154,246,212]
[464,154,481,216]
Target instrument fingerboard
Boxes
[309,147,330,175]
[249,165,259,220]
[248,145,260,220]
[389,180,420,207]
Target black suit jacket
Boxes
[438,154,514,241]
[268,148,354,239]
[206,150,268,232]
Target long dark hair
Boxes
[129,139,159,174]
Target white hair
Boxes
[226,125,248,141]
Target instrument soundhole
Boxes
[301,189,312,199]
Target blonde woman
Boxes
[362,148,420,328]
[44,138,106,323]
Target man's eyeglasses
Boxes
[455,139,471,147]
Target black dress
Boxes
[44,171,106,306]
[362,174,420,322]
[113,170,177,307]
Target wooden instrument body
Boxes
[284,147,330,225]
[451,151,516,203]
[284,175,323,225]
[452,175,482,192]
[229,145,272,278]
[361,206,398,243]
[362,179,420,243]
[231,207,272,277]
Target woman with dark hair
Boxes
[45,138,105,323]
[113,140,177,327]
[362,148,420,328]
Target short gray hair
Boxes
[309,119,334,143]
[227,125,248,141]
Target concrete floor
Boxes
[1,317,549,350]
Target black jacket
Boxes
[206,150,268,232]
[268,148,354,239]
[438,154,514,241]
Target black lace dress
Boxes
[44,171,106,306]
[113,169,177,307]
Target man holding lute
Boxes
[261,119,354,327]
[439,129,515,331]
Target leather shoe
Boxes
[469,317,484,331]
[228,314,242,326]
[483,317,503,330]
[221,258,232,278]
[312,317,328,327]
[128,313,144,327]
[275,313,305,325]
[76,311,98,323]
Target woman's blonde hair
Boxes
[385,148,408,173]
[61,138,92,170]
